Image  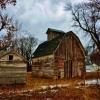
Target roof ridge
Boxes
[46,28,65,34]
[0,50,27,62]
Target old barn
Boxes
[0,50,27,84]
[32,28,85,79]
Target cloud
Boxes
[3,0,73,42]
[3,0,88,47]
[71,0,88,4]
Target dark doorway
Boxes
[64,60,72,79]
[64,61,68,78]
[58,71,61,79]
[69,60,72,78]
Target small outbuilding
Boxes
[32,28,85,79]
[90,49,100,66]
[0,50,27,84]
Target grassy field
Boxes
[0,72,100,100]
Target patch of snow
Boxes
[77,82,82,85]
[85,79,100,85]
[50,89,58,93]
[86,65,94,72]
[86,65,100,72]
[57,84,62,87]
[51,84,69,88]
[75,86,80,88]
[28,89,33,92]
[41,84,69,90]
[49,85,56,89]
[61,84,69,87]
[39,91,47,94]
[41,86,48,90]
[86,69,92,72]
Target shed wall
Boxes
[0,53,27,84]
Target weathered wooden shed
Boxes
[32,28,85,79]
[0,50,27,84]
[90,49,100,65]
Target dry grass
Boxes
[0,72,100,100]
[26,72,80,90]
[0,72,80,93]
[0,85,100,100]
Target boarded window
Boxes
[9,55,13,60]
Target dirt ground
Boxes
[0,72,100,100]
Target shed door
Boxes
[64,60,72,78]
[64,61,68,78]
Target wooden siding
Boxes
[32,55,56,78]
[47,31,59,41]
[54,34,85,78]
[0,52,27,84]
[32,32,85,79]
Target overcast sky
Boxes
[3,0,88,46]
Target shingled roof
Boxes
[33,28,85,58]
[33,34,64,58]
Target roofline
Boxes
[32,54,54,59]
[33,35,64,58]
[54,31,86,57]
[0,50,28,62]
[66,31,86,57]
[46,28,65,34]
[53,35,65,55]
[33,30,86,58]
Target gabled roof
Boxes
[33,35,64,58]
[0,50,27,62]
[33,29,85,58]
[65,31,86,57]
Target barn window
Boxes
[9,55,13,61]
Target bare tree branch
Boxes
[67,0,100,51]
[0,0,16,9]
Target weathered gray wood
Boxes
[0,51,27,84]
[32,31,85,79]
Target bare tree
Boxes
[65,0,100,85]
[0,15,18,50]
[14,33,37,71]
[65,0,100,51]
[0,0,16,9]
[0,0,17,51]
